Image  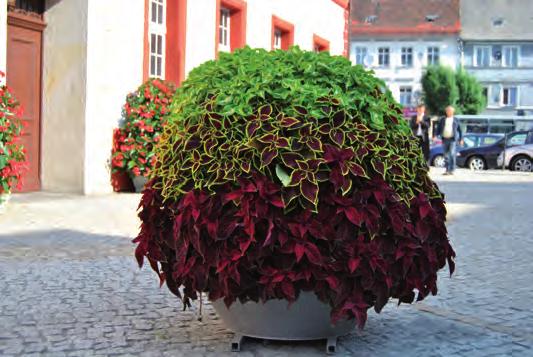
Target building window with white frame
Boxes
[273,29,282,50]
[502,86,518,106]
[378,47,390,67]
[355,46,367,65]
[474,46,490,67]
[399,87,412,106]
[219,7,231,52]
[502,46,519,67]
[427,46,440,65]
[149,0,166,78]
[401,47,413,67]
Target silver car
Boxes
[497,144,533,172]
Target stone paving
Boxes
[0,169,532,356]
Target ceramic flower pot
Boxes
[131,175,149,193]
[211,292,354,341]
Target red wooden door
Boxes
[7,17,43,191]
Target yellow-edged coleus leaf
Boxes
[246,120,261,138]
[300,179,319,205]
[281,152,304,169]
[261,147,278,167]
[280,117,301,128]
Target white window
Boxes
[149,0,166,78]
[401,47,413,67]
[274,29,282,50]
[427,46,440,65]
[355,46,367,65]
[219,8,231,52]
[502,87,518,106]
[378,47,390,67]
[474,46,490,67]
[399,87,412,106]
[502,46,519,67]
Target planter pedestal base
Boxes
[211,292,354,354]
[229,334,340,354]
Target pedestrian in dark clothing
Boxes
[409,104,430,164]
[435,105,463,175]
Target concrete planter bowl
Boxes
[131,175,149,193]
[211,292,354,353]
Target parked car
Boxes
[497,144,533,172]
[429,134,502,168]
[456,130,533,170]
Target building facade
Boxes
[460,0,533,115]
[1,0,348,195]
[349,0,461,110]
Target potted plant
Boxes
[111,79,175,192]
[0,73,26,213]
[134,48,455,345]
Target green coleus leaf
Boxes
[275,164,291,187]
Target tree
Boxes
[455,70,486,114]
[421,66,459,116]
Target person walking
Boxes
[435,105,463,175]
[409,103,430,164]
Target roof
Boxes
[460,0,533,41]
[350,0,460,37]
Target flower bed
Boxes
[134,48,455,329]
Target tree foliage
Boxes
[455,70,486,114]
[421,66,459,116]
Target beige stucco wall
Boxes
[0,0,6,81]
[84,0,144,195]
[41,0,88,193]
[185,0,346,75]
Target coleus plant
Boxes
[0,73,27,200]
[135,47,455,329]
[111,78,176,177]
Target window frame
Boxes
[378,47,390,67]
[148,0,166,79]
[312,34,330,53]
[501,86,518,107]
[400,47,413,67]
[271,15,294,51]
[354,46,367,65]
[473,45,491,67]
[502,45,519,68]
[399,86,413,106]
[218,7,231,52]
[427,46,440,66]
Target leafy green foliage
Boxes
[455,70,486,115]
[0,74,27,197]
[153,47,440,208]
[421,65,459,116]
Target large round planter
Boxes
[131,175,149,193]
[211,292,354,340]
[0,193,10,214]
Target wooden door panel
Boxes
[7,22,42,191]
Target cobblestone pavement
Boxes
[0,169,532,356]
